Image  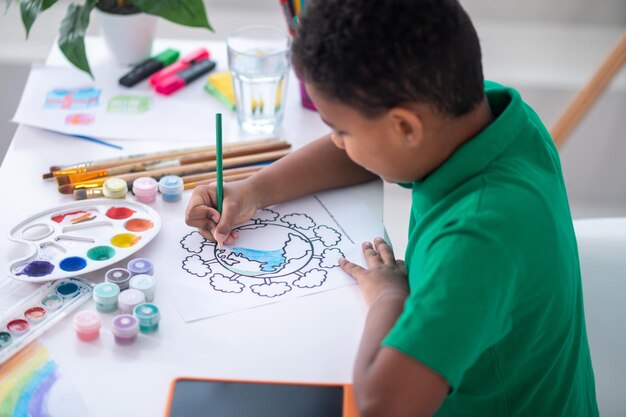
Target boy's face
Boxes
[306,82,427,183]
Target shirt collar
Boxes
[411,83,526,216]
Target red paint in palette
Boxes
[51,210,87,223]
[7,319,29,334]
[106,207,136,220]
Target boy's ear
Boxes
[388,107,423,147]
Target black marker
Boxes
[119,49,180,87]
[154,59,217,95]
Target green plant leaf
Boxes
[132,0,212,31]
[20,0,58,37]
[58,0,96,78]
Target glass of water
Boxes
[227,26,291,135]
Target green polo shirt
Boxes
[383,81,598,416]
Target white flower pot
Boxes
[96,9,157,66]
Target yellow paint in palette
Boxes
[111,233,142,248]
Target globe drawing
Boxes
[214,224,314,278]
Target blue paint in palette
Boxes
[59,257,87,272]
[16,261,55,277]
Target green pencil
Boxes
[216,113,223,214]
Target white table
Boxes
[0,38,382,417]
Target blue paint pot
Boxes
[93,282,120,312]
[158,175,184,202]
[133,303,160,333]
[56,281,80,298]
[127,258,153,276]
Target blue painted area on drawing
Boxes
[13,360,57,417]
[59,257,87,272]
[16,261,55,277]
[231,247,286,272]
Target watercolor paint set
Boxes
[7,200,161,283]
[0,277,93,364]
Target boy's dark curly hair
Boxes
[292,0,484,118]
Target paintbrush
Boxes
[59,149,290,194]
[55,141,290,185]
[44,137,280,179]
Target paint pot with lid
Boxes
[127,258,153,276]
[132,177,158,204]
[105,268,132,290]
[133,303,160,333]
[158,175,184,202]
[93,282,120,312]
[129,274,156,302]
[103,178,128,199]
[73,310,102,341]
[118,289,146,314]
[111,314,139,345]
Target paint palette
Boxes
[0,277,93,364]
[7,200,161,283]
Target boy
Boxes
[185,0,599,415]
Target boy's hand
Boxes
[340,237,409,306]
[185,179,259,245]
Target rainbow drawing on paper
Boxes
[44,87,101,110]
[0,342,89,417]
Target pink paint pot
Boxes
[73,310,102,341]
[132,177,158,204]
[118,289,146,314]
[111,314,139,345]
[7,319,29,335]
[24,306,47,322]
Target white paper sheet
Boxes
[12,64,241,142]
[159,189,384,322]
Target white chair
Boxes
[575,218,626,416]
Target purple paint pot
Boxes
[105,268,132,290]
[118,289,145,314]
[111,314,139,345]
[132,177,158,204]
[127,258,153,276]
[73,310,102,341]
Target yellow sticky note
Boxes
[204,71,236,110]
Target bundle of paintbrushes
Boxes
[43,138,291,200]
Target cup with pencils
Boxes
[278,0,316,111]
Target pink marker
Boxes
[149,48,210,86]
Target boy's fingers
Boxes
[339,257,366,279]
[396,259,407,275]
[374,237,395,264]
[362,241,382,268]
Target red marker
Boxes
[154,59,217,96]
[149,48,210,87]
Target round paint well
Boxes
[124,218,154,232]
[93,282,120,311]
[16,260,55,277]
[59,256,87,272]
[87,245,116,261]
[111,233,141,248]
[111,314,139,345]
[73,310,102,341]
[118,289,146,314]
[105,268,132,290]
[132,177,158,204]
[41,294,63,311]
[106,206,135,220]
[103,178,128,199]
[127,258,154,276]
[158,175,184,202]
[56,281,80,298]
[24,306,47,322]
[7,319,29,335]
[133,303,160,333]
[129,274,156,302]
[0,331,11,349]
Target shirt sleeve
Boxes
[382,224,517,390]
